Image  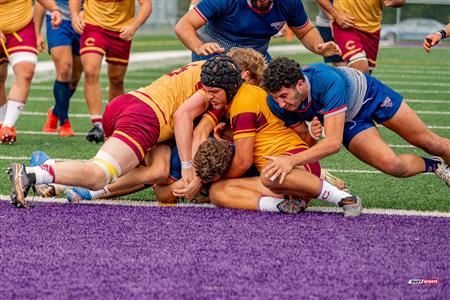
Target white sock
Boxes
[27,165,55,184]
[317,180,352,205]
[0,103,7,124]
[3,100,24,127]
[91,186,111,199]
[258,196,284,213]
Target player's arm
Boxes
[263,112,344,184]
[290,23,341,58]
[69,0,84,34]
[291,117,322,147]
[192,114,216,156]
[423,22,450,52]
[33,2,46,52]
[223,136,254,179]
[36,0,61,29]
[383,0,405,8]
[315,0,355,29]
[119,0,153,41]
[175,8,224,56]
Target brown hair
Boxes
[193,139,234,182]
[228,47,266,86]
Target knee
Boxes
[209,182,227,207]
[108,74,124,87]
[378,158,407,177]
[83,67,100,83]
[260,173,282,193]
[57,65,72,82]
[19,68,35,83]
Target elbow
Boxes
[174,20,185,37]
[329,142,341,154]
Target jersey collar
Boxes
[295,76,312,112]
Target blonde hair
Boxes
[227,47,266,86]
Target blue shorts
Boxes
[343,77,403,148]
[316,26,344,64]
[169,143,182,181]
[46,16,80,55]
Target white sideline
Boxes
[0,195,449,218]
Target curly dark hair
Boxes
[262,57,305,93]
[193,139,234,182]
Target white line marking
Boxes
[406,99,449,104]
[396,89,450,94]
[0,196,448,218]
[384,81,450,87]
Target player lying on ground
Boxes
[174,55,362,217]
[260,57,450,189]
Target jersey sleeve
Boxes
[202,107,227,127]
[194,0,230,22]
[230,97,259,140]
[286,0,309,29]
[318,75,348,118]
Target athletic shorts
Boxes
[342,77,403,148]
[332,22,380,69]
[46,16,80,55]
[80,23,131,65]
[0,21,37,63]
[284,148,321,177]
[316,25,344,64]
[103,94,160,162]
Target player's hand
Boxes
[71,14,85,34]
[119,24,138,41]
[308,116,322,140]
[36,34,47,52]
[317,41,342,57]
[262,155,294,185]
[335,11,355,29]
[173,175,203,200]
[50,10,62,29]
[213,122,227,141]
[196,43,225,56]
[423,33,441,53]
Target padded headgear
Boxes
[201,55,242,102]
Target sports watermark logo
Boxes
[408,279,440,285]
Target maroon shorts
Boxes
[332,22,380,69]
[284,148,321,177]
[80,23,131,65]
[103,94,160,161]
[0,21,37,63]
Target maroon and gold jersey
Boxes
[83,0,135,32]
[334,0,383,33]
[0,0,32,33]
[229,83,308,170]
[129,62,210,142]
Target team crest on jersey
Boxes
[85,38,96,47]
[270,21,286,32]
[380,97,393,108]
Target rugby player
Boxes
[423,22,450,52]
[0,0,61,144]
[69,0,152,143]
[261,57,450,189]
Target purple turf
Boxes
[0,201,448,299]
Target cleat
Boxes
[434,158,450,187]
[277,196,307,214]
[338,195,362,217]
[321,168,350,193]
[65,187,92,203]
[35,184,57,198]
[30,151,51,167]
[6,163,32,208]
[86,124,104,143]
[43,108,58,133]
[59,121,75,137]
[0,126,16,144]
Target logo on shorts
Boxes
[345,40,356,50]
[270,21,286,32]
[85,37,96,47]
[380,97,393,108]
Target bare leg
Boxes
[107,63,127,101]
[71,55,82,90]
[0,63,7,108]
[8,61,35,102]
[81,53,103,116]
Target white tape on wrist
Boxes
[181,160,193,169]
[306,121,320,141]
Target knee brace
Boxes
[93,150,122,185]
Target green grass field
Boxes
[2,45,449,212]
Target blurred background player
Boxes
[0,0,61,144]
[34,0,83,137]
[314,0,346,67]
[175,0,341,62]
[423,22,450,52]
[69,0,152,143]
[317,0,405,74]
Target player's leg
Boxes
[107,63,127,101]
[0,62,7,127]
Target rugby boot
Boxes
[434,158,450,187]
[59,121,75,137]
[6,163,33,208]
[277,195,308,214]
[0,126,16,144]
[86,124,104,143]
[338,195,362,217]
[65,187,92,203]
[43,108,58,133]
